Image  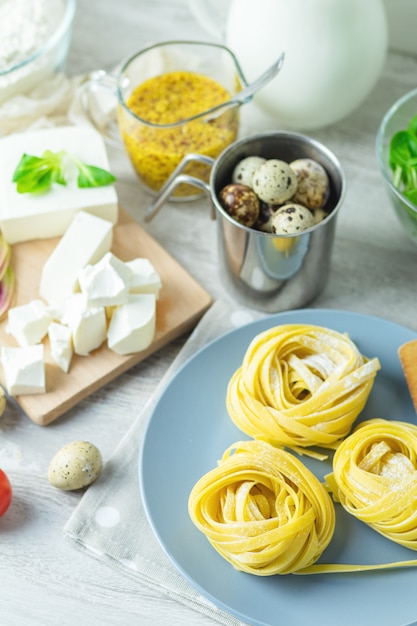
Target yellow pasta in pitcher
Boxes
[325,419,417,550]
[188,440,335,575]
[226,324,380,455]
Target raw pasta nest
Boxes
[325,418,417,550]
[226,324,380,455]
[188,439,335,575]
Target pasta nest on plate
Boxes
[325,418,417,550]
[226,324,380,455]
[188,439,335,575]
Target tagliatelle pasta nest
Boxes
[188,439,336,576]
[226,324,381,456]
[325,418,417,550]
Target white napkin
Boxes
[0,73,84,135]
[64,300,264,626]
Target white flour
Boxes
[0,0,66,72]
[0,0,67,102]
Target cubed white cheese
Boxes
[79,252,131,307]
[6,299,51,346]
[125,258,162,298]
[107,294,156,355]
[61,293,107,356]
[39,210,113,304]
[1,344,45,395]
[0,125,118,244]
[48,321,73,373]
[59,293,87,326]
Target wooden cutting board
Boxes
[0,208,213,425]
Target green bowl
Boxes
[376,87,417,246]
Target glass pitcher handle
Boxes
[79,70,122,148]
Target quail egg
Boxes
[219,183,260,227]
[48,440,103,491]
[254,201,280,232]
[290,158,330,210]
[271,203,315,234]
[252,159,298,204]
[232,155,266,188]
[312,207,330,225]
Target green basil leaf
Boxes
[12,154,45,182]
[76,162,117,188]
[12,149,116,195]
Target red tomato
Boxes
[0,469,12,516]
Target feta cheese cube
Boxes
[79,252,131,307]
[0,125,118,244]
[6,299,51,346]
[39,210,113,304]
[125,258,162,299]
[48,322,73,373]
[107,294,156,355]
[1,344,45,395]
[61,293,107,356]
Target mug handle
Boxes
[79,70,122,148]
[144,153,215,222]
[187,0,231,40]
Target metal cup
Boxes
[145,131,345,312]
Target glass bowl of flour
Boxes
[0,0,76,104]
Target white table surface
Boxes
[1,1,417,625]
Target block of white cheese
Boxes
[48,322,73,373]
[107,294,156,355]
[0,344,45,395]
[125,258,162,299]
[39,210,113,304]
[0,125,118,244]
[79,252,131,307]
[60,293,107,356]
[6,299,51,346]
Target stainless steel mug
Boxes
[145,131,346,312]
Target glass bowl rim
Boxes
[376,86,417,217]
[0,0,77,78]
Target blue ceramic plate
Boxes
[140,309,417,626]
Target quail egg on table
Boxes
[219,183,260,227]
[252,159,298,204]
[290,158,330,210]
[232,155,266,188]
[48,440,103,491]
[271,203,315,234]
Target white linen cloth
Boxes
[64,299,263,626]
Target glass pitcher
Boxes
[82,40,249,199]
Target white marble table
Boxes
[1,1,417,625]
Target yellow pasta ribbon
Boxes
[226,324,380,456]
[325,418,417,550]
[188,440,335,575]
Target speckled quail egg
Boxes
[48,440,103,491]
[252,159,298,204]
[254,201,280,233]
[312,207,329,225]
[271,203,315,235]
[219,183,260,227]
[289,158,330,210]
[232,155,266,188]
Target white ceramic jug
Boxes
[189,0,388,130]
